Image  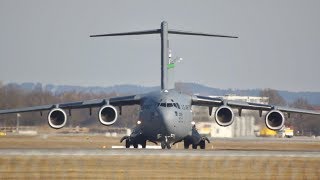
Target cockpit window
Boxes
[158,101,180,109]
[159,103,166,107]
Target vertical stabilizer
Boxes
[167,49,175,90]
[160,22,168,90]
[160,21,174,90]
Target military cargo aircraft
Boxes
[1,21,319,149]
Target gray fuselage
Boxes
[138,89,193,142]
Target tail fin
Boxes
[91,21,238,90]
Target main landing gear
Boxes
[183,136,210,149]
[121,135,147,149]
[121,135,158,148]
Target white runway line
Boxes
[0,149,320,158]
[111,145,161,149]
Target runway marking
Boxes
[111,145,161,149]
[0,149,319,158]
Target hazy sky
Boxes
[1,0,320,92]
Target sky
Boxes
[0,0,320,92]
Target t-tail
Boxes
[90,21,238,90]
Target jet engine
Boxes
[265,110,285,130]
[98,105,118,126]
[48,108,67,129]
[214,106,234,126]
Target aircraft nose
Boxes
[158,108,177,134]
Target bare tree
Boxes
[259,88,287,106]
[290,98,320,136]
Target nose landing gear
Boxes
[161,141,171,149]
[160,135,173,149]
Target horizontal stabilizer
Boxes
[91,29,237,39]
[90,29,160,37]
[168,29,238,38]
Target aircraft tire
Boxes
[141,140,146,148]
[125,140,130,148]
[133,144,138,148]
[166,143,171,149]
[192,144,197,149]
[161,141,171,149]
[184,142,190,149]
[199,140,205,149]
[161,141,166,149]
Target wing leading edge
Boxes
[0,95,141,115]
[191,95,320,116]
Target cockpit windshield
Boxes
[159,103,166,107]
[158,102,180,109]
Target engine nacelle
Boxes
[48,108,67,129]
[98,105,118,126]
[265,110,285,131]
[215,106,234,127]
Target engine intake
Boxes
[265,110,285,130]
[48,108,67,129]
[215,106,234,127]
[98,105,118,126]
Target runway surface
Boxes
[1,136,319,179]
[1,149,319,157]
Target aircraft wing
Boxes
[227,101,320,115]
[0,95,141,115]
[191,95,320,115]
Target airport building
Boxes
[193,94,269,138]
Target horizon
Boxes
[2,81,320,106]
[2,81,320,94]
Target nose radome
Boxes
[158,108,177,134]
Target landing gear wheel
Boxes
[161,141,166,149]
[125,139,130,148]
[192,144,197,149]
[166,143,171,149]
[199,140,206,149]
[161,141,171,149]
[184,141,190,149]
[133,144,138,148]
[141,140,146,148]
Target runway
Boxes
[1,148,319,158]
[1,136,319,179]
[1,149,319,179]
